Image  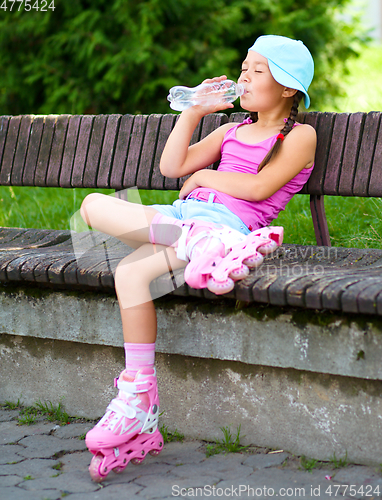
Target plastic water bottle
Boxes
[167,80,246,111]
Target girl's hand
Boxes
[183,75,235,117]
[179,171,203,200]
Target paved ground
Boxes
[1,407,382,500]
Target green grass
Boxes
[205,424,248,457]
[0,186,381,249]
[1,398,74,426]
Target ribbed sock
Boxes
[149,212,183,247]
[124,342,156,377]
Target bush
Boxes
[0,0,367,115]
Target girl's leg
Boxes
[86,243,187,482]
[114,243,187,345]
[80,193,160,248]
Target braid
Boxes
[257,91,304,172]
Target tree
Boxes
[0,0,366,115]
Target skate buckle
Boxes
[114,447,120,458]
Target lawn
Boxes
[1,45,382,249]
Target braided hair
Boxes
[250,90,304,172]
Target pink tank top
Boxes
[190,117,314,230]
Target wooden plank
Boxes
[11,115,34,185]
[22,116,45,186]
[97,114,122,188]
[47,254,77,284]
[110,114,135,190]
[123,115,148,188]
[0,116,11,171]
[252,273,279,303]
[229,112,248,123]
[136,114,162,189]
[152,114,177,190]
[0,228,28,245]
[341,277,382,314]
[310,195,331,247]
[46,115,71,187]
[321,275,364,310]
[71,115,94,187]
[34,115,56,186]
[338,112,365,196]
[304,272,355,310]
[358,283,382,315]
[353,112,381,196]
[286,272,326,307]
[368,115,382,197]
[323,113,349,195]
[59,115,82,188]
[31,251,74,283]
[199,113,228,141]
[83,114,108,188]
[304,112,334,196]
[0,116,22,185]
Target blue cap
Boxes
[249,35,314,108]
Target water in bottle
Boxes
[167,80,246,111]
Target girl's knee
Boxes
[80,193,105,225]
[115,259,150,288]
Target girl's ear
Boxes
[282,87,298,98]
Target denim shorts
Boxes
[149,193,251,236]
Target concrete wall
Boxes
[1,284,382,465]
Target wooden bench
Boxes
[1,111,382,315]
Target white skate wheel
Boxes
[207,276,234,295]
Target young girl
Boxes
[80,35,316,482]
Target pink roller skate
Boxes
[176,219,247,288]
[206,226,284,295]
[86,367,163,483]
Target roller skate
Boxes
[206,226,284,295]
[183,224,283,294]
[175,219,247,288]
[86,367,163,483]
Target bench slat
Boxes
[136,114,162,190]
[47,254,77,284]
[83,115,108,188]
[353,112,381,196]
[368,118,382,197]
[22,117,45,186]
[1,116,22,185]
[122,115,148,188]
[11,116,34,185]
[97,115,122,188]
[341,277,382,314]
[338,112,365,196]
[110,114,135,190]
[321,274,366,311]
[304,112,334,195]
[34,115,57,186]
[71,116,94,187]
[358,283,382,315]
[286,273,326,307]
[59,115,82,188]
[0,116,11,171]
[46,115,70,187]
[152,114,177,190]
[323,113,349,195]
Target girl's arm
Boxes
[179,124,317,201]
[160,76,235,179]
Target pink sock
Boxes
[149,213,183,247]
[124,342,156,377]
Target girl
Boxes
[80,35,317,482]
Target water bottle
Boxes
[167,80,246,111]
